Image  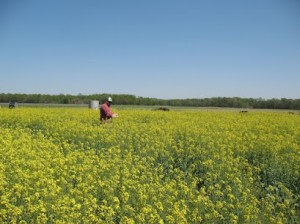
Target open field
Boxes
[0,107,299,223]
[1,102,299,113]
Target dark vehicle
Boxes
[9,101,18,109]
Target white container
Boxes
[89,100,99,109]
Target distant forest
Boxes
[1,93,300,109]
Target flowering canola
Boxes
[0,107,299,223]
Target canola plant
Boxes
[0,107,299,223]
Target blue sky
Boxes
[0,0,299,99]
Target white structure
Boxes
[89,100,99,110]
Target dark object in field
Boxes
[9,101,18,109]
[239,110,248,113]
[154,107,170,111]
[288,112,294,115]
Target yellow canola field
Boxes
[0,107,299,223]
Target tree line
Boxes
[0,93,299,109]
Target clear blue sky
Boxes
[1,0,299,99]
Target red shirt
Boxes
[100,102,113,120]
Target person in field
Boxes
[100,97,118,123]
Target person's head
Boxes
[105,97,113,106]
